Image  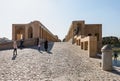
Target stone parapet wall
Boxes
[0,38,44,50]
[0,41,13,50]
[81,36,97,57]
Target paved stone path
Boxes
[0,42,120,81]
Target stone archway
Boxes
[85,41,88,50]
[16,27,25,40]
[28,27,33,39]
[95,33,99,41]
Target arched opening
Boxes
[16,28,25,40]
[28,27,33,38]
[85,41,88,50]
[95,33,99,41]
[88,33,92,36]
[79,39,81,46]
[81,42,83,49]
[39,26,42,38]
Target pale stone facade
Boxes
[101,45,113,71]
[12,21,59,42]
[65,20,102,57]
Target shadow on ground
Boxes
[107,60,120,75]
[28,42,54,54]
[112,60,120,67]
[110,69,120,75]
[12,54,17,60]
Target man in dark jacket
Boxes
[44,40,48,51]
[20,39,24,49]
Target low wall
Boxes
[0,38,44,50]
[0,41,13,50]
[81,36,97,57]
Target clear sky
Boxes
[0,0,120,40]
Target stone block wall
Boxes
[65,20,102,57]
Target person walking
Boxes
[113,51,118,61]
[38,41,41,51]
[36,38,39,46]
[20,39,24,49]
[13,41,17,55]
[44,40,48,51]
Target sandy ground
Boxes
[0,42,120,81]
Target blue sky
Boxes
[0,0,120,40]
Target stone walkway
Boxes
[0,42,120,81]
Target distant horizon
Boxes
[0,0,120,40]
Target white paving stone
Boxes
[0,42,120,81]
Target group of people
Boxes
[13,39,24,55]
[13,38,49,56]
[37,39,48,52]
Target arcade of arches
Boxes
[12,21,59,42]
[28,27,33,39]
[65,20,102,57]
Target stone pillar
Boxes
[101,44,112,71]
[25,26,28,39]
[88,37,97,57]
